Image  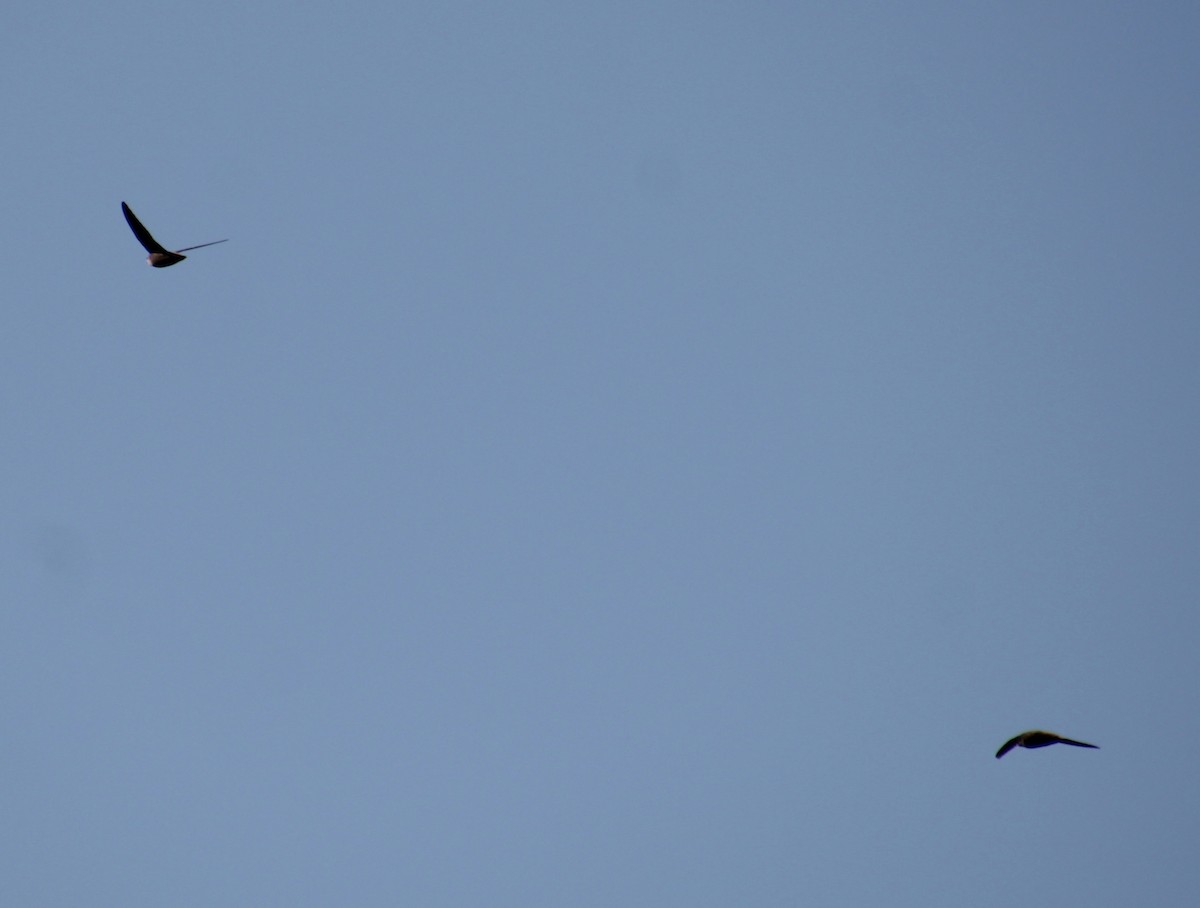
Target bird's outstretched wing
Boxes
[1054,736,1099,750]
[121,202,169,255]
[176,238,228,253]
[995,735,1024,759]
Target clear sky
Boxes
[3,2,1199,905]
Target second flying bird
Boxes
[122,201,227,268]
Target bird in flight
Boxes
[121,201,227,268]
[995,730,1099,759]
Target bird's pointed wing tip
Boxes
[175,238,228,252]
[1056,735,1100,750]
[121,202,169,255]
[995,736,1021,759]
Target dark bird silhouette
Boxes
[122,201,227,268]
[995,730,1099,759]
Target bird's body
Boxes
[122,202,226,267]
[995,730,1099,759]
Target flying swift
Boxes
[121,201,227,268]
[995,730,1099,759]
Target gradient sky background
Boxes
[4,2,1199,905]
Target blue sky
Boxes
[4,2,1199,905]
